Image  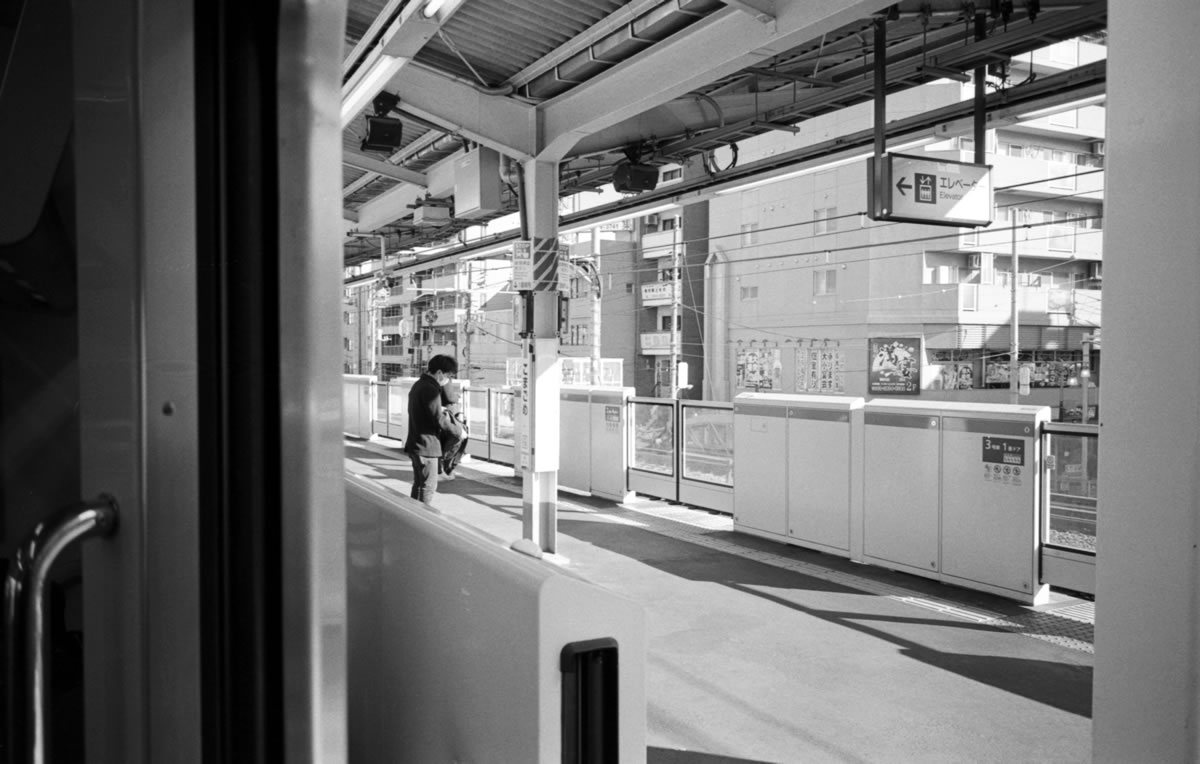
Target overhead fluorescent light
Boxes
[341,52,409,128]
[422,0,447,17]
[1016,95,1106,121]
[715,137,936,195]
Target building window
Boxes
[569,324,588,346]
[739,285,758,301]
[740,223,758,248]
[661,168,683,182]
[926,265,960,285]
[814,207,837,234]
[625,282,634,294]
[660,314,680,331]
[661,216,679,231]
[813,269,837,296]
[1048,219,1076,252]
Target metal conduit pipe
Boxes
[396,132,468,173]
[520,0,727,101]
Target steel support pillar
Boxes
[518,159,561,553]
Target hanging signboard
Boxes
[868,153,993,227]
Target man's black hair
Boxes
[428,354,459,375]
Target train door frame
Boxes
[67,0,349,760]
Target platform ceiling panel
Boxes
[339,0,1108,260]
[414,0,629,87]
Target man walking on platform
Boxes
[404,354,462,505]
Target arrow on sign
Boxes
[896,177,912,196]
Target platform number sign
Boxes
[982,436,1025,486]
[982,436,1024,466]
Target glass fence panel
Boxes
[464,388,489,438]
[681,404,733,486]
[375,382,387,422]
[631,400,675,475]
[1046,430,1098,552]
[388,380,413,427]
[492,391,515,446]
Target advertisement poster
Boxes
[868,337,920,395]
[796,347,846,394]
[735,345,782,391]
[935,362,975,390]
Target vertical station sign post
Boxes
[512,240,535,470]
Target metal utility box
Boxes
[560,387,635,502]
[786,397,863,556]
[343,374,376,438]
[732,394,791,538]
[559,387,592,493]
[733,393,863,554]
[589,388,635,502]
[863,400,1051,604]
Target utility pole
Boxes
[1009,222,1021,404]
[670,234,681,397]
[581,259,602,386]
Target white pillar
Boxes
[1093,3,1200,760]
[519,159,561,553]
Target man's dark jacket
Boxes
[404,373,460,456]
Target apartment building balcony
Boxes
[988,156,1104,201]
[901,283,1102,327]
[641,228,681,261]
[415,269,469,295]
[967,223,1103,261]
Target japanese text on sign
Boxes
[981,436,1025,466]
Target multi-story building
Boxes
[343,257,508,381]
[652,36,1105,418]
[559,226,639,388]
[345,36,1104,415]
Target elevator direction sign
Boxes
[868,153,993,227]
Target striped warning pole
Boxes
[530,237,559,292]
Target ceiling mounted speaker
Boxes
[361,115,404,153]
[612,162,659,193]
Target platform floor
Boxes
[346,437,1093,764]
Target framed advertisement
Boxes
[868,337,921,395]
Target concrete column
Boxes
[1093,3,1200,760]
[519,159,561,553]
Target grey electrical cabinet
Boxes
[863,400,1051,604]
[733,393,864,556]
